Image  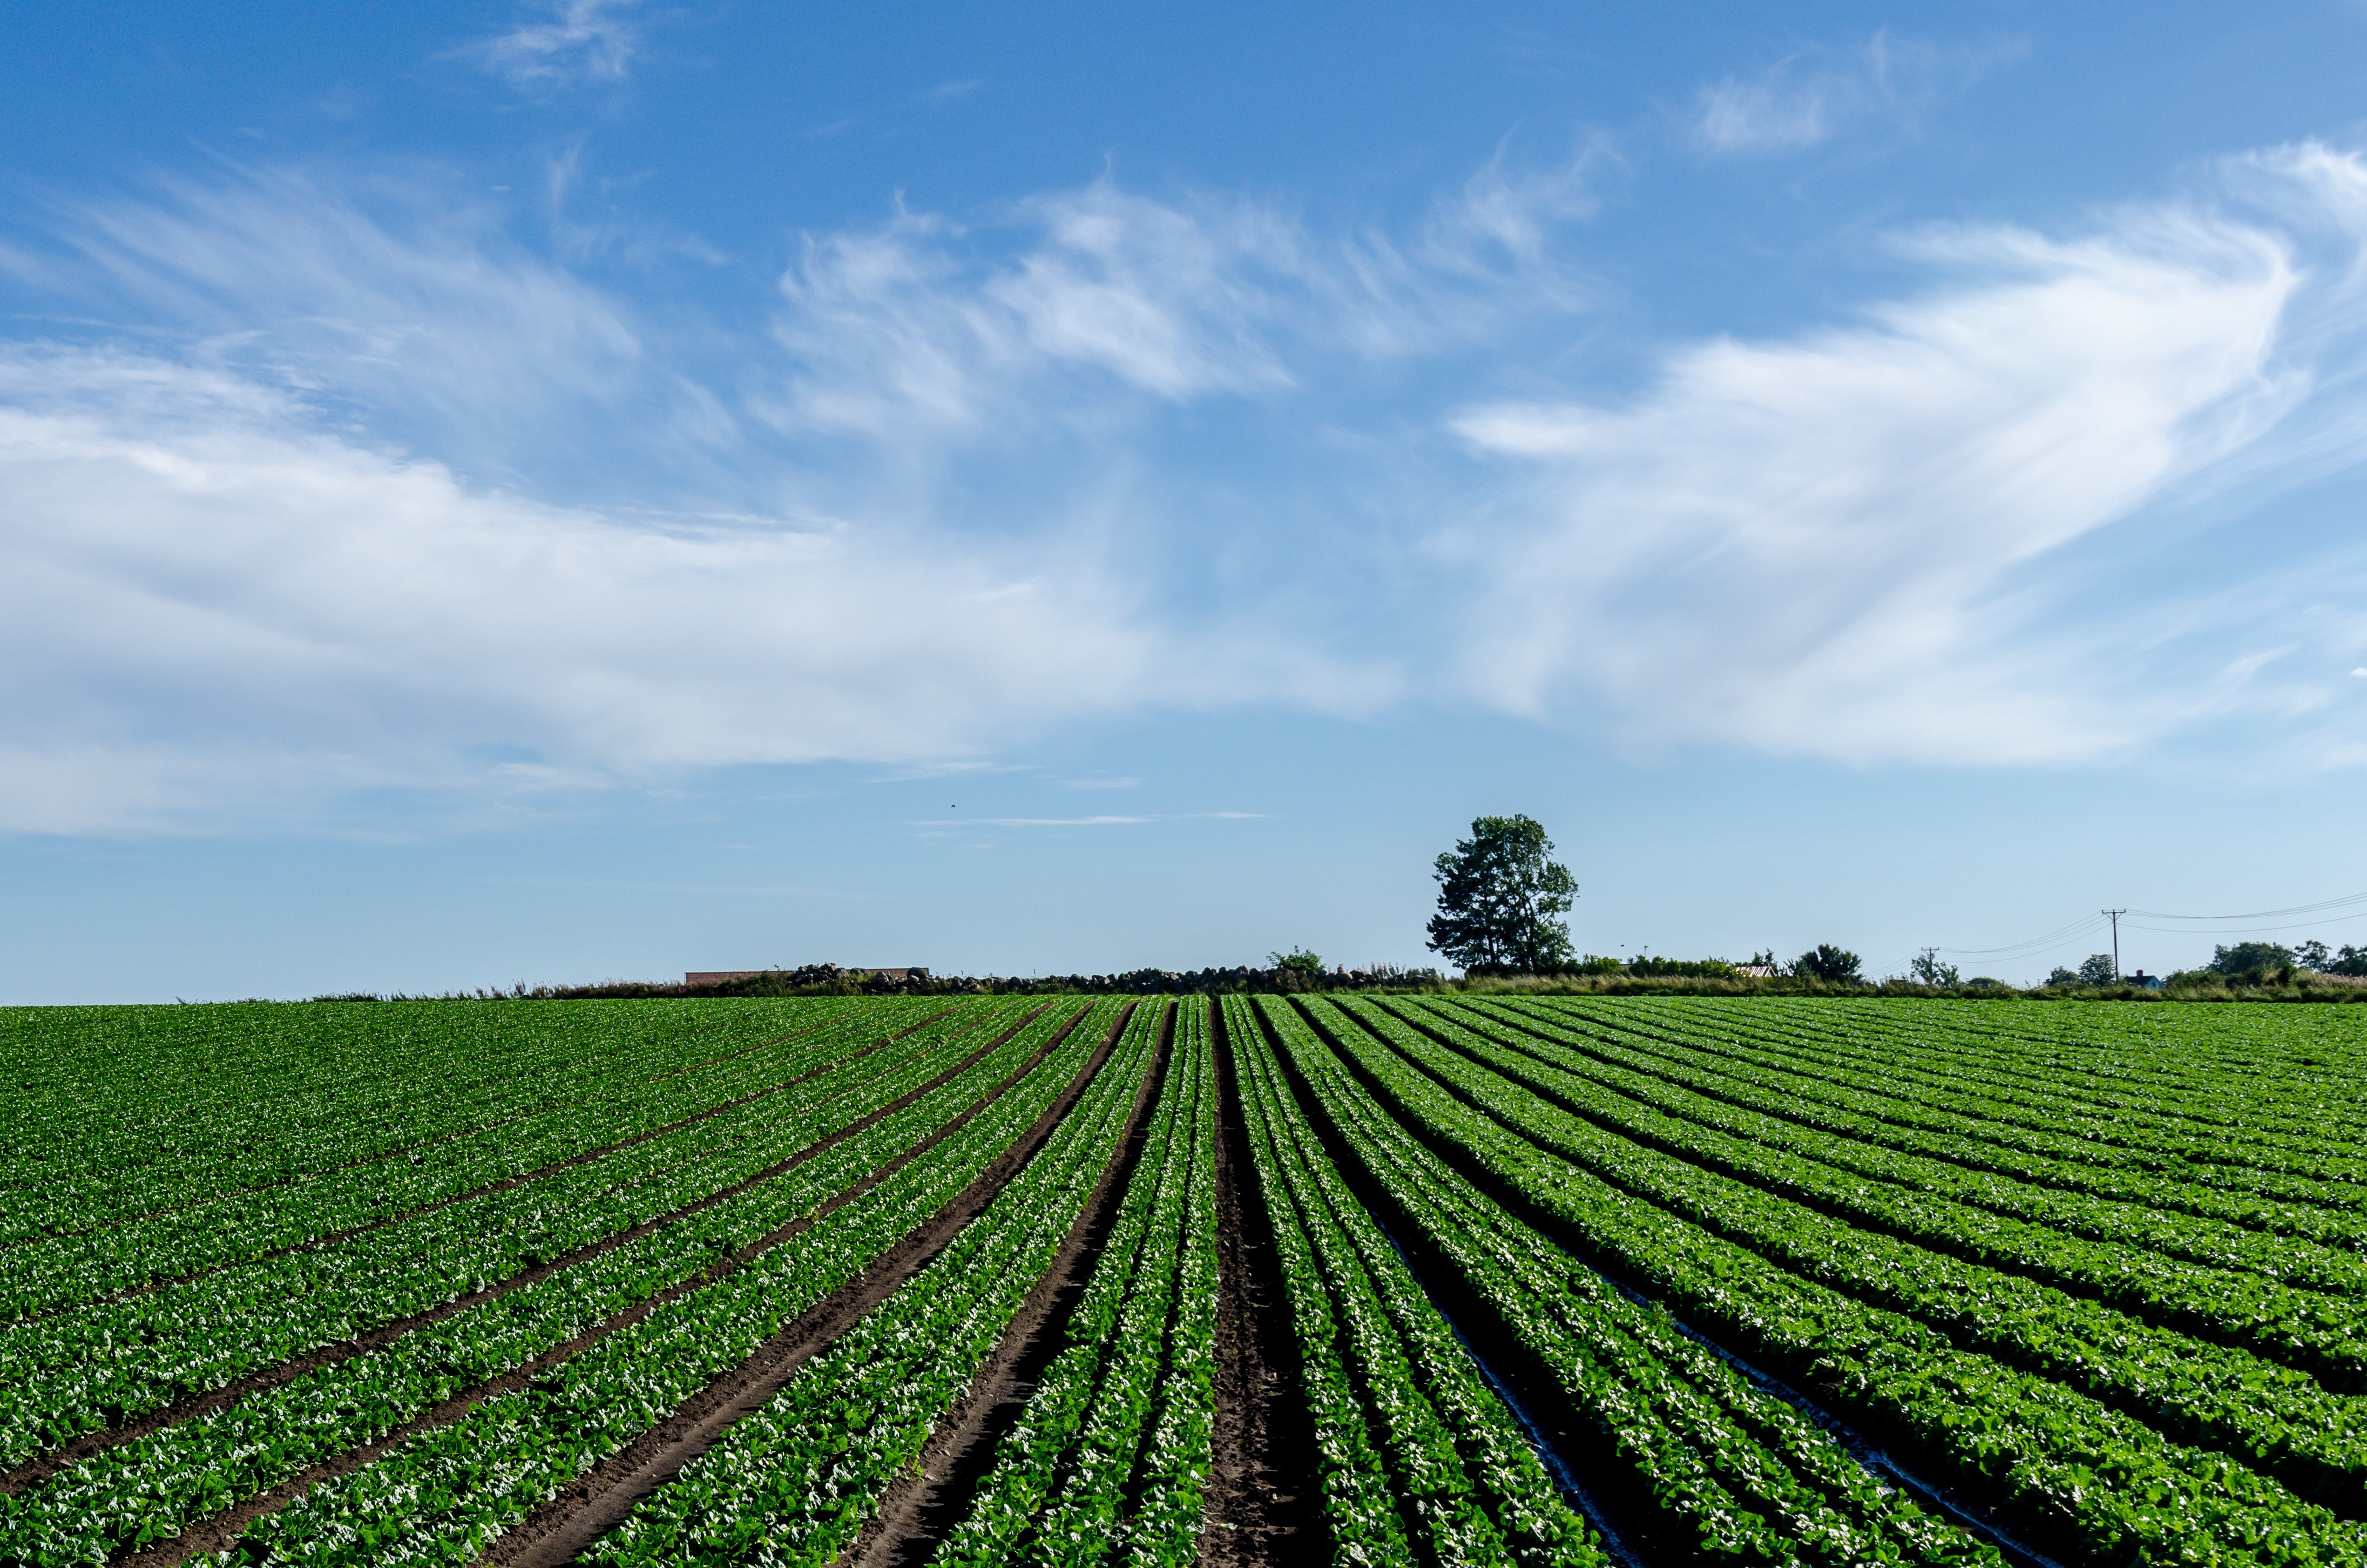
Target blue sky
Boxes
[7,2,2367,1000]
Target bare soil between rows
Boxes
[844,1001,1176,1568]
[10,1006,963,1333]
[110,1002,1072,1568]
[485,1002,1122,1568]
[38,1009,1050,1568]
[1199,998,1321,1568]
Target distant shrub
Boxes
[1793,944,1863,984]
[2210,941,2296,981]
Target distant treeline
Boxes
[421,962,1449,1002]
[312,951,2367,1004]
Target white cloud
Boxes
[14,144,2367,834]
[762,188,1309,440]
[0,346,1368,833]
[760,162,1602,441]
[469,0,644,89]
[1695,70,1833,154]
[1446,152,2367,765]
[1692,32,2018,156]
[28,165,653,481]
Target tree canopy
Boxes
[2209,941,2295,979]
[1793,944,1862,984]
[1425,815,1577,974]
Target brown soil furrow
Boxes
[3,1002,1042,1500]
[1199,997,1321,1567]
[847,1001,1177,1568]
[483,1001,1129,1568]
[109,1003,1094,1568]
[4,1003,931,1255]
[10,1005,968,1328]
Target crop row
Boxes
[1099,1000,1221,1568]
[1530,997,2367,1214]
[1688,996,2367,1137]
[1233,996,1604,1568]
[1612,997,2367,1182]
[929,995,1219,1568]
[1306,998,2366,1564]
[574,1000,1161,1568]
[0,1001,845,1244]
[1463,998,2367,1248]
[1698,995,2345,1105]
[0,999,1037,1474]
[0,1001,1098,1565]
[1352,1001,2367,1516]
[157,1000,1132,1568]
[1654,997,2367,1215]
[0,998,950,1321]
[1417,1002,2367,1389]
[1432,999,2367,1294]
[1280,999,1997,1568]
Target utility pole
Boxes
[2104,909,2127,981]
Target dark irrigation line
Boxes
[1363,1211,1651,1568]
[1239,999,1660,1568]
[1371,1012,2077,1565]
[1286,998,2078,1568]
[1642,1307,2073,1568]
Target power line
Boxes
[1934,887,2367,971]
[2128,890,2367,922]
[2123,911,2367,937]
[1934,911,2108,959]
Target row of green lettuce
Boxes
[1485,997,2367,1239]
[1287,995,2366,1564]
[0,998,951,1323]
[925,995,1218,1568]
[0,999,867,1243]
[0,999,1088,1563]
[0,1000,1027,1476]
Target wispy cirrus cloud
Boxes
[1691,31,2020,156]
[763,190,1303,440]
[0,345,1344,834]
[760,158,1601,442]
[1449,145,2367,765]
[22,165,651,480]
[467,0,645,90]
[12,142,2367,835]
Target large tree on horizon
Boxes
[1425,814,1577,974]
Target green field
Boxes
[1,995,2361,1566]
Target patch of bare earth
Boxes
[105,1003,1074,1568]
[485,1001,1130,1568]
[846,1000,1177,1568]
[1198,997,1321,1568]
